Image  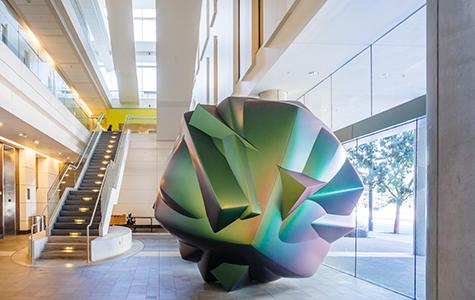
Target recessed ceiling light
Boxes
[18,133,24,136]
[308,71,318,76]
[34,140,39,144]
[58,152,62,155]
[0,122,3,126]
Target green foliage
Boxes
[346,130,415,233]
[376,131,415,206]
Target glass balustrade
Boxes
[0,2,92,128]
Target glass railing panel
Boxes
[0,1,94,128]
[123,115,157,133]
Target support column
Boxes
[18,149,36,231]
[427,0,475,298]
[36,157,59,219]
[258,89,289,101]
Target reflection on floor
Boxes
[0,233,407,300]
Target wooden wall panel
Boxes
[238,0,259,79]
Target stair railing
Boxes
[42,113,105,234]
[87,162,112,263]
[86,121,131,263]
[98,125,130,236]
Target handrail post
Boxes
[30,222,38,263]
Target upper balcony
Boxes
[0,1,92,129]
[0,1,91,160]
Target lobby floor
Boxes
[0,233,408,300]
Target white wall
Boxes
[192,0,323,105]
[114,133,173,222]
[261,0,297,45]
[36,157,59,218]
[193,0,237,105]
[17,148,59,231]
[0,39,89,154]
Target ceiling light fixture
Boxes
[34,140,39,144]
[0,122,3,126]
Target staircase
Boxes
[40,131,121,259]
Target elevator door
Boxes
[3,146,16,235]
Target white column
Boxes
[18,149,36,231]
[36,157,59,218]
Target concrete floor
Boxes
[0,233,408,300]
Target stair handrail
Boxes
[87,162,112,263]
[42,113,105,229]
[98,129,130,236]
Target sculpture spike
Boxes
[210,263,249,291]
[279,167,326,218]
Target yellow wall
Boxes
[105,109,156,131]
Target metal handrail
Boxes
[41,113,105,226]
[86,162,112,263]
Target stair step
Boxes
[59,211,101,217]
[40,249,87,259]
[62,204,98,211]
[69,190,99,195]
[44,243,87,251]
[67,195,97,201]
[57,216,101,223]
[64,200,99,206]
[48,236,95,243]
[54,222,99,229]
[51,229,99,236]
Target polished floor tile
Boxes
[0,233,407,300]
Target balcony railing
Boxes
[0,1,91,128]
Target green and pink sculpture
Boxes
[154,97,363,291]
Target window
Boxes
[325,119,427,299]
[133,9,156,42]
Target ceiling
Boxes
[0,107,78,162]
[252,0,427,100]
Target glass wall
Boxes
[301,6,426,131]
[325,119,426,299]
[298,5,427,299]
[0,2,91,128]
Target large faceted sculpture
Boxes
[154,97,363,291]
